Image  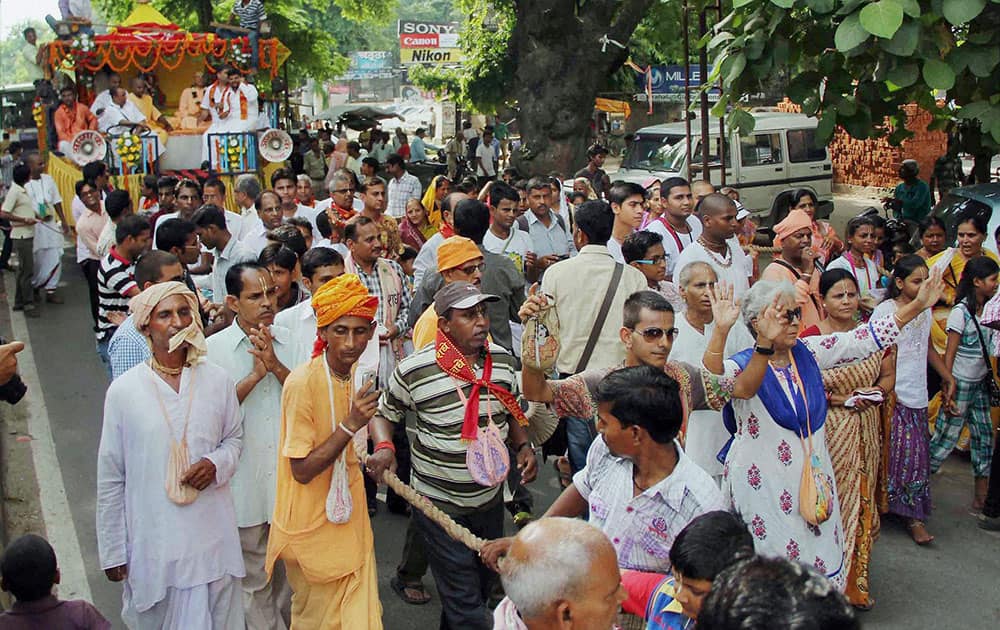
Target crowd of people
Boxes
[0,122,999,630]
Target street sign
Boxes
[398,20,463,65]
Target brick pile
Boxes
[776,99,946,190]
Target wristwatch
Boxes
[754,343,775,356]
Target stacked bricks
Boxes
[776,99,946,189]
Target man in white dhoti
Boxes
[90,72,122,118]
[97,281,246,630]
[98,87,165,160]
[24,153,69,303]
[200,67,236,165]
[206,263,293,629]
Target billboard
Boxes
[398,20,463,65]
[637,65,720,102]
[351,51,392,72]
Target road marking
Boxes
[4,273,92,602]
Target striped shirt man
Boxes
[231,0,267,30]
[378,342,520,508]
[96,247,137,340]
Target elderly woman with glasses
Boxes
[700,273,943,590]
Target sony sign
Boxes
[398,20,461,35]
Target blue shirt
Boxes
[411,136,427,162]
[108,315,150,381]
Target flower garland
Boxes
[116,134,143,171]
[46,36,282,77]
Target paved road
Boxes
[9,193,1000,628]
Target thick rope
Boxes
[379,469,487,552]
[351,422,486,552]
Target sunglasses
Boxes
[458,263,486,275]
[634,255,666,265]
[631,326,678,341]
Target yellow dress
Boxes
[267,357,382,629]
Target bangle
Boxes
[338,423,357,437]
[374,440,396,454]
[706,350,722,355]
[754,343,775,356]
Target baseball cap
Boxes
[434,281,500,313]
[735,201,750,221]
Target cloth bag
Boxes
[521,298,560,373]
[798,431,835,526]
[165,438,199,506]
[466,419,510,487]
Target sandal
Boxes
[390,575,432,605]
[906,519,935,546]
[852,598,876,612]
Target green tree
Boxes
[412,0,657,175]
[709,0,1000,180]
[93,0,397,82]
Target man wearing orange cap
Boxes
[761,209,824,330]
[266,274,392,630]
[411,236,485,348]
[97,282,246,628]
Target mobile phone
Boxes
[357,370,377,391]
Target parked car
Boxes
[616,111,833,227]
[932,183,1000,256]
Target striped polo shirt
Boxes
[97,247,137,340]
[379,342,520,509]
[232,0,267,30]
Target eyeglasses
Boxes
[631,326,678,341]
[332,188,355,195]
[634,255,666,265]
[458,263,486,275]
[784,307,803,324]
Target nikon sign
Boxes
[398,20,463,66]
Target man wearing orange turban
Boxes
[761,209,824,329]
[411,236,486,349]
[266,273,393,630]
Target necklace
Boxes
[151,355,184,376]
[632,475,649,492]
[697,237,733,268]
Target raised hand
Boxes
[708,281,740,331]
[755,295,787,344]
[518,283,550,323]
[915,265,945,309]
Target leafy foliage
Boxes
[709,0,1000,154]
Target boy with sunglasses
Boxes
[519,289,714,475]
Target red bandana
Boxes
[434,329,528,440]
[326,205,356,229]
[439,221,455,239]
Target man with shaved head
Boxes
[673,193,752,298]
[492,517,626,630]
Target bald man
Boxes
[691,180,716,206]
[673,193,752,298]
[492,518,626,630]
[412,191,469,287]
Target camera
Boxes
[0,336,27,405]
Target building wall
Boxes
[777,99,946,191]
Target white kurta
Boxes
[227,83,261,133]
[668,312,752,479]
[201,83,235,162]
[206,321,293,528]
[97,361,246,616]
[704,315,900,590]
[25,175,64,291]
